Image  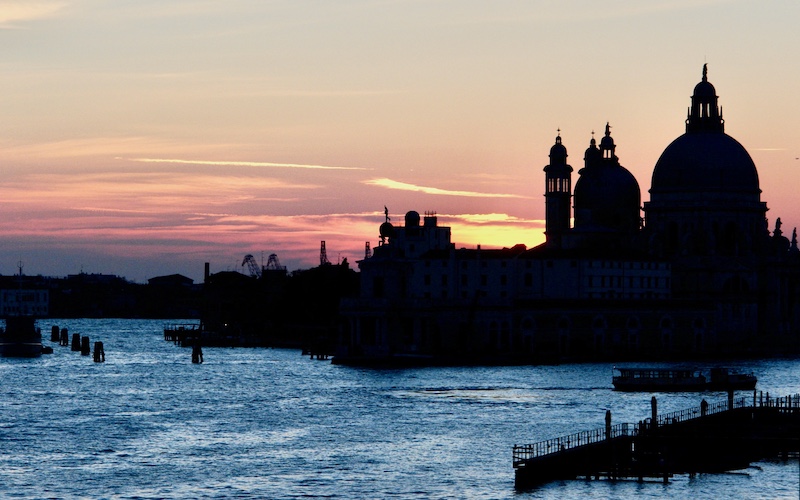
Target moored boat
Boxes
[0,316,43,357]
[612,366,756,392]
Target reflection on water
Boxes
[0,319,797,499]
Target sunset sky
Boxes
[0,1,798,282]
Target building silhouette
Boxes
[336,66,800,365]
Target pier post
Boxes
[81,336,90,356]
[71,333,81,351]
[192,343,203,363]
[651,396,658,428]
[93,341,104,362]
[605,410,611,439]
[727,389,734,411]
[50,325,59,342]
[701,399,708,417]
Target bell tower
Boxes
[544,131,573,248]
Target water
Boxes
[0,319,798,499]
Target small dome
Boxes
[405,211,421,227]
[549,135,567,164]
[575,164,640,215]
[693,63,717,98]
[600,134,614,150]
[693,79,717,98]
[583,137,601,166]
[379,222,395,238]
[651,133,759,194]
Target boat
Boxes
[0,315,43,357]
[612,366,757,392]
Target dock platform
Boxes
[513,391,800,489]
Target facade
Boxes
[336,67,800,365]
[0,289,49,317]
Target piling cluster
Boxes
[163,323,206,363]
[50,325,105,362]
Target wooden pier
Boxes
[163,323,201,346]
[513,391,800,489]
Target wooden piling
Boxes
[93,341,104,362]
[71,333,81,351]
[191,344,203,364]
[80,336,90,356]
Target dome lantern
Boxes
[686,64,724,133]
[599,122,616,160]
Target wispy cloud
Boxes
[364,178,525,198]
[129,158,367,171]
[0,1,66,28]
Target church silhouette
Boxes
[336,66,800,365]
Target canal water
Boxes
[0,319,798,499]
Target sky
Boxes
[0,0,798,282]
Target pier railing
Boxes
[655,396,746,427]
[514,392,800,468]
[513,422,635,466]
[760,393,800,412]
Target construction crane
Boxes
[242,254,261,278]
[265,253,285,271]
[320,241,330,266]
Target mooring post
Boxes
[192,343,203,364]
[701,399,708,417]
[50,325,59,342]
[651,396,657,428]
[93,341,104,362]
[605,410,612,439]
[81,336,90,356]
[727,389,734,411]
[71,333,81,351]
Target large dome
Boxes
[651,132,759,194]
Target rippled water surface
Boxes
[1,319,798,498]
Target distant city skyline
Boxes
[0,1,798,282]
